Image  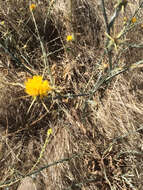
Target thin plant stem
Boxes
[31,11,53,84]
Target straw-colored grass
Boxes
[0,0,143,189]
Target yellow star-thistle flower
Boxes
[29,4,36,11]
[66,35,74,42]
[25,76,52,98]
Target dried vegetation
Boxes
[0,0,143,190]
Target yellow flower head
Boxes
[29,4,36,11]
[131,17,137,23]
[25,76,52,98]
[66,35,74,42]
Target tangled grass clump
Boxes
[0,0,143,189]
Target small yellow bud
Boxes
[0,21,5,25]
[123,17,127,22]
[131,17,137,23]
[47,128,52,135]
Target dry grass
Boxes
[0,0,143,190]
